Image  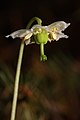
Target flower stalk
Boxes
[10,40,24,120]
[10,17,42,120]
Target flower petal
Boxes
[53,32,68,41]
[6,29,32,39]
[25,39,31,45]
[44,21,70,41]
[47,21,70,32]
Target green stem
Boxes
[26,17,42,29]
[10,17,42,120]
[10,40,24,120]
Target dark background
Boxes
[0,0,80,120]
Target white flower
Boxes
[6,21,70,61]
[6,21,70,45]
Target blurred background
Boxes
[0,0,80,120]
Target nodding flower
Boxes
[6,21,70,61]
